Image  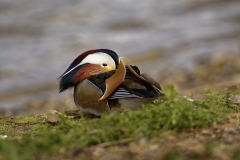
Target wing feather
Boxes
[108,87,142,99]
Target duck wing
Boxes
[109,65,162,99]
[87,65,162,100]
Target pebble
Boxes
[139,137,148,144]
[0,135,7,139]
[229,95,240,104]
[224,127,239,134]
[47,115,61,125]
[88,129,99,135]
[224,137,233,144]
[201,130,212,136]
[166,135,177,141]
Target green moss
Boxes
[0,86,239,159]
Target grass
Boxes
[0,86,240,160]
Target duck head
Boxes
[59,49,121,92]
[59,49,130,96]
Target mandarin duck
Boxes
[59,49,163,116]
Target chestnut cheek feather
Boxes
[73,64,104,84]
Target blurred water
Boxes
[0,0,240,111]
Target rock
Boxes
[224,137,233,144]
[166,135,177,141]
[229,95,240,104]
[0,135,7,139]
[201,130,212,136]
[139,137,148,144]
[224,127,239,134]
[47,115,61,125]
[88,129,99,135]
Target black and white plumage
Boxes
[59,49,163,116]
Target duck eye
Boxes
[102,63,108,67]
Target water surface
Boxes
[0,0,239,112]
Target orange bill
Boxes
[99,57,129,101]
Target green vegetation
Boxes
[0,86,240,160]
